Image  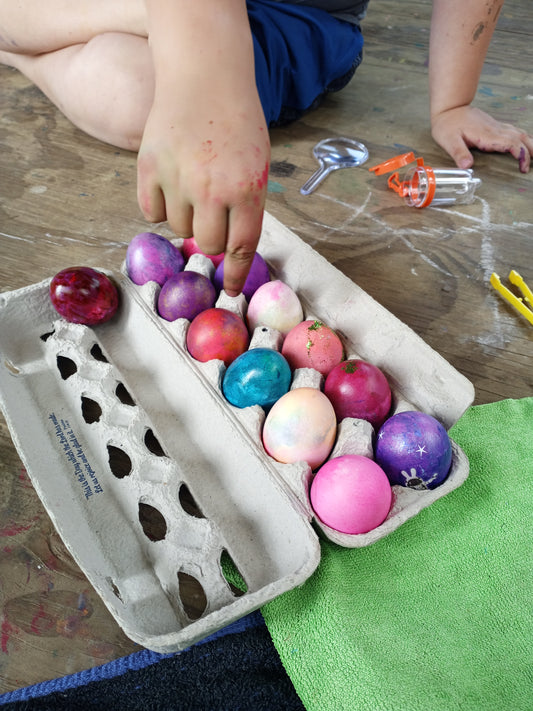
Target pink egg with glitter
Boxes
[247,280,304,336]
[281,320,344,376]
[181,236,224,267]
[310,455,392,534]
[262,387,336,469]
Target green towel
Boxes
[262,398,533,711]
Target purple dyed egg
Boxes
[157,271,216,322]
[126,232,184,286]
[213,252,270,300]
[375,411,452,490]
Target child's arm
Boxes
[429,0,533,172]
[138,0,270,295]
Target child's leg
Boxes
[0,0,146,54]
[0,32,153,150]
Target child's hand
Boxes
[138,0,270,297]
[137,88,270,296]
[431,105,533,173]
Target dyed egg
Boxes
[222,348,292,410]
[247,280,304,336]
[126,232,184,286]
[186,307,249,366]
[262,387,336,469]
[310,455,392,534]
[157,271,216,322]
[181,236,224,267]
[324,359,391,428]
[49,267,119,326]
[214,252,270,300]
[375,411,452,490]
[281,320,344,376]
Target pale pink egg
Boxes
[310,455,392,534]
[281,319,344,376]
[262,387,336,469]
[247,280,303,336]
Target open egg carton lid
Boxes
[0,212,474,653]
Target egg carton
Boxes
[0,212,474,653]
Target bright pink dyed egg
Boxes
[324,359,391,428]
[186,308,250,366]
[49,266,119,326]
[181,236,224,267]
[281,320,344,376]
[310,455,392,534]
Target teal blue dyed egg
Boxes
[222,348,292,410]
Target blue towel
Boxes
[0,611,303,710]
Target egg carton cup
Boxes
[0,212,474,652]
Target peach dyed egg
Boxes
[247,280,303,336]
[262,387,336,469]
[281,320,344,376]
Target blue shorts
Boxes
[247,0,364,126]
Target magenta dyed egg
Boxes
[186,307,250,366]
[214,252,270,300]
[310,455,392,534]
[181,236,224,267]
[324,359,391,428]
[262,387,336,469]
[126,232,184,286]
[157,271,216,321]
[375,411,452,490]
[281,320,344,376]
[49,266,119,326]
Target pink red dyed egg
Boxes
[247,280,304,336]
[310,455,392,534]
[181,236,224,267]
[126,232,184,286]
[186,307,250,366]
[157,271,216,322]
[281,320,344,376]
[375,411,452,490]
[324,359,391,428]
[49,267,119,326]
[262,387,336,469]
[214,252,270,300]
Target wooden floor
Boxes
[0,0,531,693]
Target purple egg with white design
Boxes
[126,232,184,286]
[213,252,270,300]
[375,411,452,490]
[157,271,216,321]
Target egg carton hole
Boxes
[177,571,208,621]
[90,342,109,363]
[144,428,167,457]
[40,329,55,342]
[138,501,168,542]
[107,444,133,479]
[115,381,136,406]
[56,354,78,381]
[220,549,248,598]
[179,483,205,519]
[81,395,102,424]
